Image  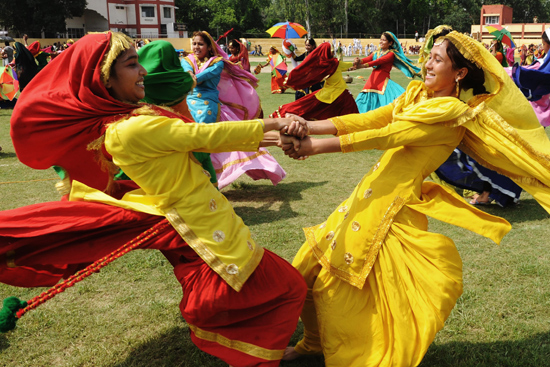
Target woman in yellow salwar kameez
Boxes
[281,30,550,366]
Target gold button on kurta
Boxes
[207,110,212,115]
[197,93,202,98]
[331,240,337,250]
[197,110,203,115]
[351,221,361,231]
[191,100,196,105]
[204,100,209,105]
[338,205,348,213]
[209,199,217,211]
[344,252,354,264]
[373,162,380,171]
[319,223,326,229]
[247,241,254,251]
[364,188,373,199]
[325,231,335,240]
[226,264,239,275]
[213,230,225,242]
[203,170,211,178]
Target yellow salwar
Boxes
[292,31,550,365]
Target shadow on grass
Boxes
[473,198,550,224]
[110,316,549,367]
[0,333,9,353]
[112,325,223,367]
[0,152,16,159]
[223,181,328,226]
[111,320,324,367]
[420,330,550,367]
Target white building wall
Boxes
[85,0,109,20]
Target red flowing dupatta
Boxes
[11,33,144,192]
[11,33,192,193]
[285,42,338,90]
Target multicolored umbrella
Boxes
[0,66,20,101]
[270,53,287,78]
[485,24,516,48]
[266,21,307,39]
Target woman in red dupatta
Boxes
[4,31,306,366]
[270,42,358,120]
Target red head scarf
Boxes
[285,42,338,90]
[27,41,41,56]
[10,32,145,192]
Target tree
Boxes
[0,0,86,37]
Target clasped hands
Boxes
[278,114,312,160]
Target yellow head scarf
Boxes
[397,30,550,213]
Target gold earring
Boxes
[455,77,460,97]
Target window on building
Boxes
[142,6,155,18]
[485,15,500,25]
[116,6,124,10]
[163,7,171,18]
[67,28,85,39]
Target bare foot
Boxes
[470,191,491,205]
[282,346,302,361]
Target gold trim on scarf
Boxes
[214,150,271,174]
[304,196,406,289]
[165,208,264,292]
[188,324,285,361]
[100,32,133,85]
[219,100,249,120]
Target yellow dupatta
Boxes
[395,31,550,213]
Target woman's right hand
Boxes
[279,135,313,160]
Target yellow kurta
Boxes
[70,114,266,292]
[293,87,512,366]
[315,61,353,104]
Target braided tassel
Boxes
[0,219,170,332]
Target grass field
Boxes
[0,58,550,367]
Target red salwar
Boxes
[270,74,286,94]
[270,89,358,120]
[0,200,306,366]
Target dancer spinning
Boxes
[270,42,358,120]
[424,26,522,206]
[5,31,307,367]
[290,38,324,100]
[228,39,251,72]
[353,31,420,113]
[182,31,286,189]
[280,29,550,366]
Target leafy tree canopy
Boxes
[0,0,86,37]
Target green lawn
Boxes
[0,59,549,366]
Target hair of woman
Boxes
[229,39,241,53]
[192,31,214,57]
[305,37,317,49]
[443,39,488,96]
[542,31,550,45]
[382,32,395,47]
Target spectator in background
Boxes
[2,41,14,66]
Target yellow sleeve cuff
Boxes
[330,117,350,136]
[339,135,354,153]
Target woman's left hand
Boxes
[283,114,310,138]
